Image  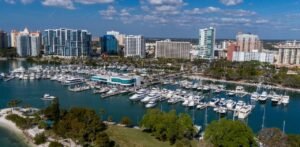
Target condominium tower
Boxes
[124,35,145,58]
[43,28,92,57]
[16,28,41,57]
[198,27,216,59]
[155,39,191,59]
[236,33,261,52]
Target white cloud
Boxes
[184,7,221,15]
[74,0,114,4]
[4,0,34,4]
[4,0,16,4]
[220,0,243,6]
[42,0,75,9]
[99,6,117,20]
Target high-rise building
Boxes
[100,35,118,55]
[124,35,145,58]
[43,28,92,57]
[30,32,41,56]
[276,41,300,66]
[236,33,261,52]
[0,30,8,49]
[106,30,125,46]
[155,39,191,59]
[198,27,216,59]
[10,30,19,48]
[17,28,31,57]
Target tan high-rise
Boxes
[236,33,261,52]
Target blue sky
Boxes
[1,0,300,39]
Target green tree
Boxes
[140,109,194,144]
[44,98,60,122]
[287,135,300,147]
[258,128,289,147]
[204,119,257,147]
[120,116,131,126]
[53,107,107,145]
[94,132,111,147]
[49,141,63,147]
[7,99,22,111]
[34,133,47,145]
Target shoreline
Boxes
[0,108,36,147]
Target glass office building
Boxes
[43,28,92,57]
[100,35,118,55]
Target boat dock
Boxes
[101,90,132,98]
[3,76,15,82]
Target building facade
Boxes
[100,35,118,55]
[43,28,92,57]
[0,30,8,49]
[236,33,261,52]
[16,28,41,57]
[226,42,238,61]
[17,29,31,57]
[276,41,300,66]
[232,51,275,64]
[106,30,125,46]
[198,27,216,59]
[155,39,191,59]
[91,75,142,86]
[10,30,19,48]
[124,35,145,58]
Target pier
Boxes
[186,74,300,93]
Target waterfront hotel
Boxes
[43,28,92,57]
[91,74,142,86]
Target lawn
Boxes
[106,125,199,147]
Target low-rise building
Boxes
[91,74,142,86]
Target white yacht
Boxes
[235,100,245,111]
[209,98,219,106]
[62,77,84,85]
[145,100,157,108]
[41,94,56,100]
[250,92,259,101]
[226,99,236,109]
[258,91,268,102]
[196,102,206,109]
[237,105,252,119]
[235,86,245,94]
[281,95,290,106]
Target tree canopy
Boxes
[140,109,195,144]
[204,119,257,147]
[53,107,107,145]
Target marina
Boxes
[0,60,300,134]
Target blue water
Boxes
[0,127,28,147]
[0,60,300,147]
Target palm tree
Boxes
[7,99,22,112]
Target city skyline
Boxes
[1,0,300,39]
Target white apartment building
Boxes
[124,35,145,58]
[276,41,300,66]
[155,39,191,59]
[232,51,275,64]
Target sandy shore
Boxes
[0,108,36,147]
